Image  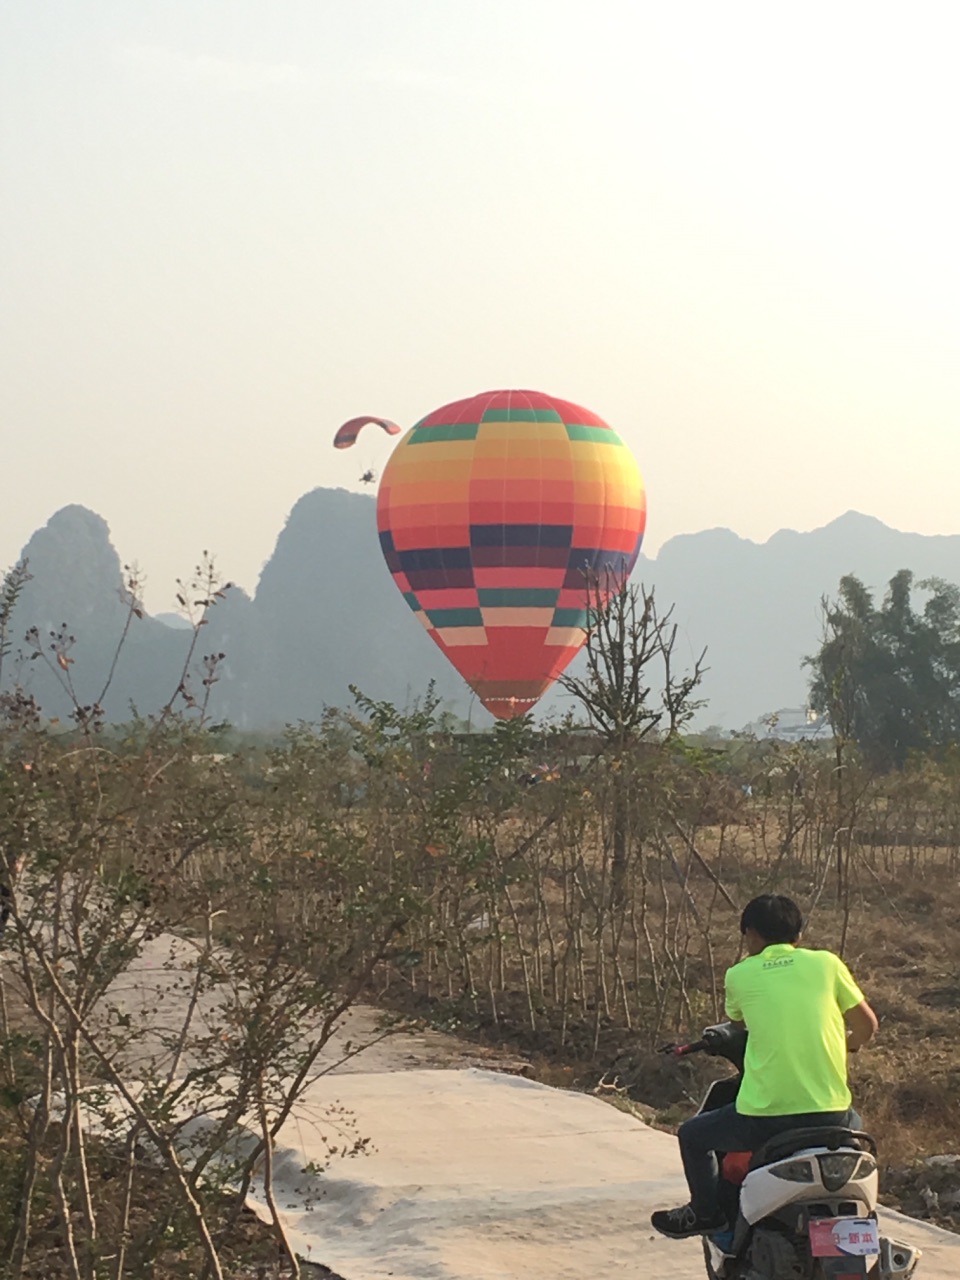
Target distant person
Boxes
[652,893,878,1238]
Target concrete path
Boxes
[245,1068,960,1280]
[100,936,960,1278]
[99,933,514,1076]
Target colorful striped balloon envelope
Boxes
[369,389,646,719]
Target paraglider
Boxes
[334,416,401,486]
[337,389,646,719]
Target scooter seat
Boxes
[721,1150,752,1185]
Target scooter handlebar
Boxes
[659,1022,748,1067]
[660,1037,709,1057]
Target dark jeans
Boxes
[679,1102,862,1215]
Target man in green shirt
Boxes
[651,894,878,1239]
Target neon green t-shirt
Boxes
[724,944,865,1117]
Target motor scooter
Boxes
[662,1023,922,1279]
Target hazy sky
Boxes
[2,1,958,612]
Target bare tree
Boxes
[561,575,708,898]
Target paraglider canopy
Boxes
[333,417,402,450]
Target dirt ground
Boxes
[89,905,960,1255]
[276,844,960,1253]
[359,861,960,1239]
[8,910,960,1277]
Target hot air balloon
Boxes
[346,389,646,719]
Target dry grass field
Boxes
[5,701,960,1271]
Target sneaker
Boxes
[651,1203,729,1239]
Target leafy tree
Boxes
[808,570,960,770]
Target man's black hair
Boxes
[740,894,803,944]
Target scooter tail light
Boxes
[770,1158,815,1183]
[854,1153,877,1180]
[818,1152,861,1191]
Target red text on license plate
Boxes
[809,1217,879,1258]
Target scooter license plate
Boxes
[809,1217,880,1258]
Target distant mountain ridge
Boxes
[632,511,960,728]
[6,495,960,730]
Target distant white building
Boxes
[744,707,831,742]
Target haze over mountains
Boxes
[6,491,960,732]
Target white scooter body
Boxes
[702,1126,920,1278]
[739,1142,878,1223]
